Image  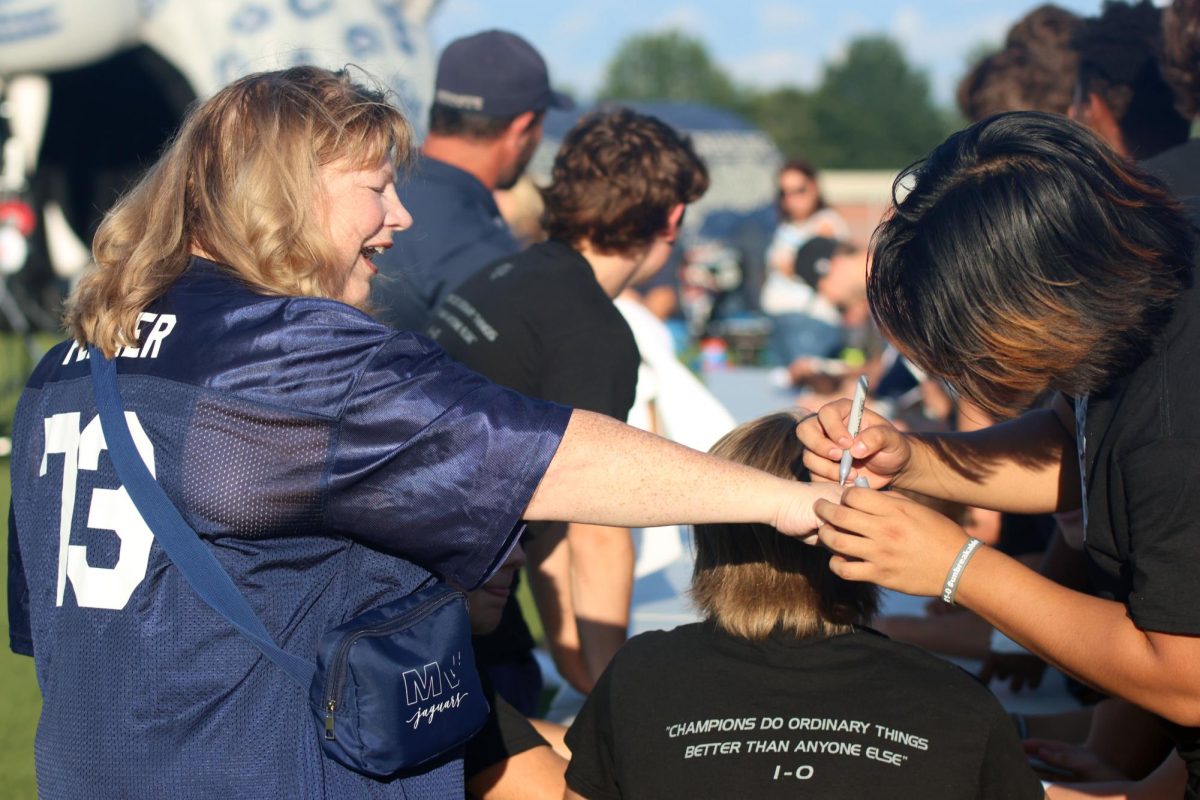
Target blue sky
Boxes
[428,0,1116,107]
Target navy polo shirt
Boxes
[372,154,520,332]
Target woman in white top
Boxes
[761,158,850,363]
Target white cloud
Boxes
[888,5,1009,61]
[440,0,485,25]
[884,6,1016,102]
[653,5,712,36]
[728,48,819,89]
[551,8,601,40]
[755,2,811,33]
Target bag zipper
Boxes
[323,586,462,741]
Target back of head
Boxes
[1006,3,1084,53]
[540,108,709,253]
[957,3,1084,120]
[957,48,1047,121]
[69,66,413,355]
[1074,0,1189,159]
[1163,0,1200,119]
[427,28,571,140]
[868,112,1193,417]
[690,412,878,641]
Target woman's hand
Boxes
[774,481,845,544]
[813,487,970,596]
[797,399,912,488]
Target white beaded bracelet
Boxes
[941,537,983,605]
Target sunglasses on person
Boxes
[778,184,812,198]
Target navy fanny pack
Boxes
[89,347,488,777]
[311,583,487,774]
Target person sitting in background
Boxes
[564,412,1044,800]
[760,159,849,364]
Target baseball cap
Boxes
[434,29,574,117]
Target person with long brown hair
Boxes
[798,111,1200,798]
[6,66,838,799]
[564,412,1042,800]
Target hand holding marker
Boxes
[839,375,870,487]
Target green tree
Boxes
[598,30,738,108]
[807,36,952,168]
[737,86,821,162]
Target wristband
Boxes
[941,537,983,605]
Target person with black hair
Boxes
[798,111,1200,798]
[1070,0,1189,161]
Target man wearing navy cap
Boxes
[371,30,573,330]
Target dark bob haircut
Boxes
[868,111,1194,417]
[539,108,709,253]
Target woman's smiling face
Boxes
[315,158,412,306]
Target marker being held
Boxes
[838,375,870,487]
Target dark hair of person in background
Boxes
[538,107,709,253]
[1073,0,1190,160]
[1162,0,1200,119]
[774,156,828,218]
[868,112,1194,418]
[1005,2,1083,53]
[428,102,546,141]
[690,412,879,640]
[957,4,1083,121]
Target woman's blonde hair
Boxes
[690,412,879,641]
[66,66,414,355]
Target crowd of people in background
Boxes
[7,1,1200,799]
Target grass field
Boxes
[2,333,50,797]
[1,456,40,799]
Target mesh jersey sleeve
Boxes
[325,333,571,590]
[1116,440,1200,633]
[7,502,32,656]
[564,660,621,800]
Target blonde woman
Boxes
[6,67,838,799]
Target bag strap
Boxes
[88,346,316,689]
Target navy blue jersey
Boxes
[7,258,569,799]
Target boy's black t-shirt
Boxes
[428,239,638,419]
[565,623,1042,800]
[428,239,640,669]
